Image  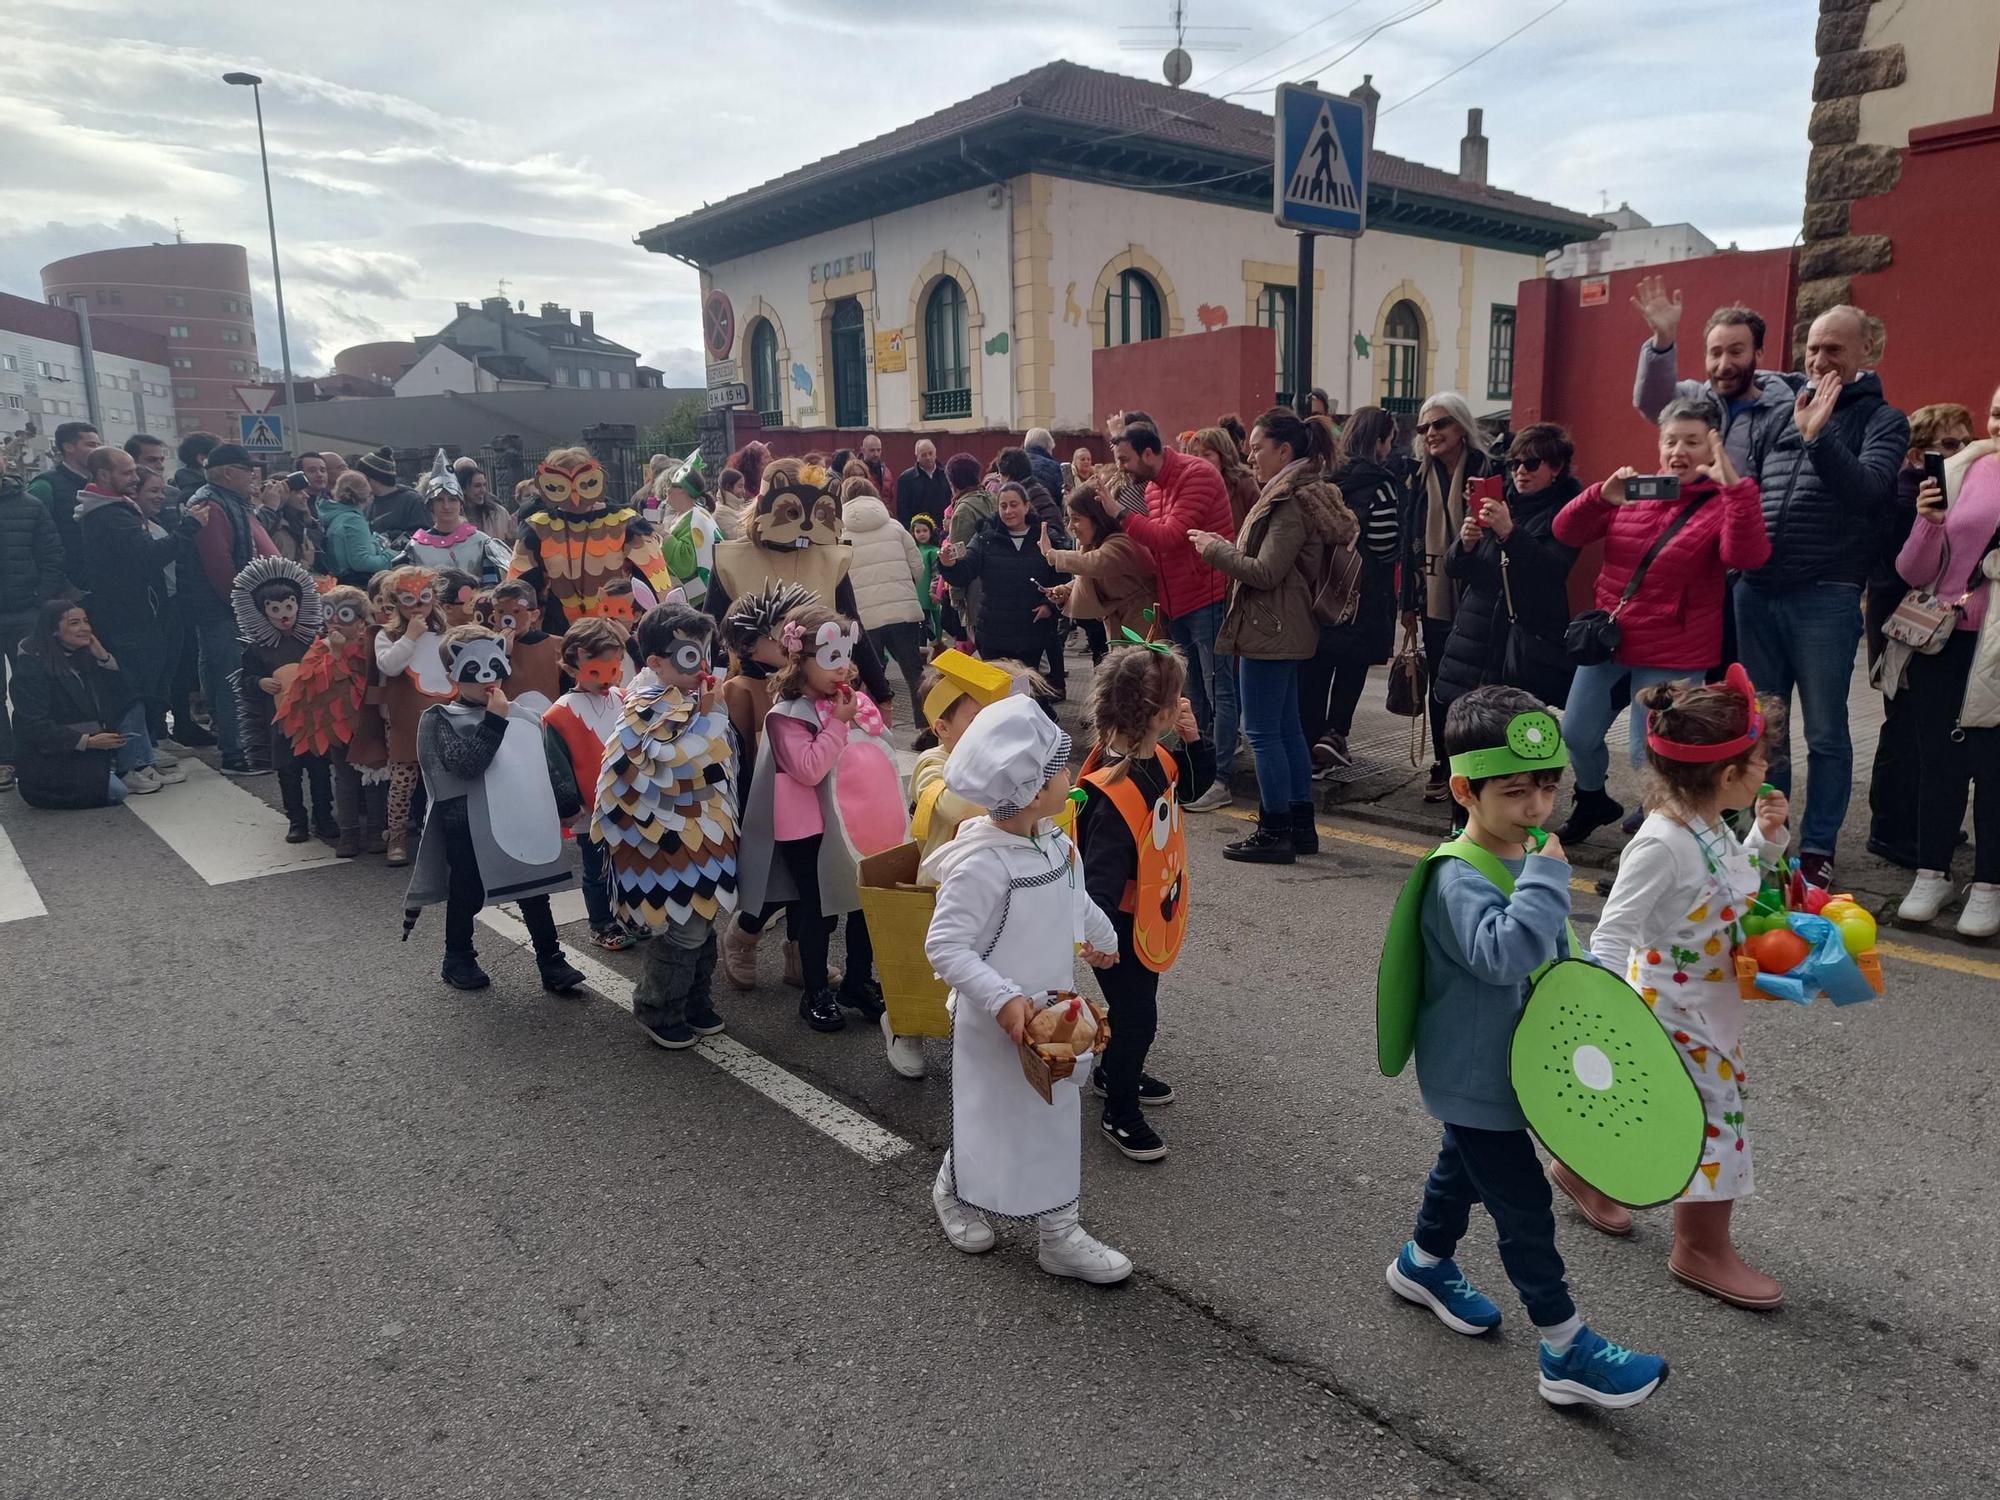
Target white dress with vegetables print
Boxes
[1588,811,1788,1202]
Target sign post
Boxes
[1274,82,1368,414]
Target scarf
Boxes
[813,688,885,738]
[1421,453,1469,622]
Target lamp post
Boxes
[223,71,301,465]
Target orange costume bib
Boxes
[1081,746,1188,973]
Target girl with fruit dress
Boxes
[1579,667,1792,1309]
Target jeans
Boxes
[578,834,615,930]
[1238,656,1313,808]
[1167,600,1235,766]
[1414,1123,1576,1328]
[1562,661,1696,793]
[192,615,246,764]
[1907,631,2000,881]
[1735,580,1865,855]
[105,703,155,801]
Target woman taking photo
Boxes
[937,480,1067,700]
[1552,398,1770,842]
[1189,406,1357,864]
[8,599,175,807]
[1038,485,1156,641]
[1302,406,1402,771]
[1400,391,1501,800]
[1892,383,2000,935]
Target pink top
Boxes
[767,707,852,839]
[1898,454,2000,633]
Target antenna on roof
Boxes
[173,218,184,244]
[1119,1,1242,85]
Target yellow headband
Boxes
[923,648,1013,725]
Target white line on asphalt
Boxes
[121,760,341,885]
[0,819,48,924]
[476,905,914,1166]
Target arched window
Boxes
[1104,270,1162,345]
[1382,300,1425,412]
[829,297,869,429]
[1257,284,1296,406]
[921,277,971,421]
[748,318,781,424]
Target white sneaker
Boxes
[1186,783,1233,813]
[1957,882,2000,938]
[151,746,179,769]
[151,762,187,784]
[932,1179,994,1255]
[122,766,164,795]
[156,736,187,756]
[881,1011,926,1079]
[1037,1221,1133,1284]
[1898,869,1955,924]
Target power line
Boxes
[1192,0,1371,92]
[1379,0,1570,115]
[1222,0,1446,99]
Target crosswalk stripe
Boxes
[0,818,48,924]
[121,760,341,885]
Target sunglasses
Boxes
[1936,437,1969,454]
[1509,456,1546,474]
[1414,419,1455,435]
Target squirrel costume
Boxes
[231,555,333,843]
[508,446,673,632]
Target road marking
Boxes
[122,760,341,884]
[0,820,48,924]
[1874,937,2000,982]
[476,905,914,1166]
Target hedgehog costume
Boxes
[232,555,333,843]
[591,608,738,1047]
[506,446,673,632]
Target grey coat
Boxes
[404,701,574,910]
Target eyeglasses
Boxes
[1509,456,1546,474]
[1414,419,1454,435]
[1937,437,1969,454]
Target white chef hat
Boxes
[944,693,1071,820]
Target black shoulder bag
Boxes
[1563,497,1710,666]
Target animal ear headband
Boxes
[1647,663,1765,763]
[536,459,606,508]
[779,618,857,671]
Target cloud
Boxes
[284,246,422,299]
[646,347,708,385]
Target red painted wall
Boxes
[1091,325,1278,443]
[745,425,1106,474]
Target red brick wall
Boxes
[745,426,1107,474]
[1090,325,1279,444]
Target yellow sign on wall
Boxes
[875,328,907,373]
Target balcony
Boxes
[758,409,783,428]
[1382,396,1425,418]
[922,386,972,422]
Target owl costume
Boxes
[508,452,673,631]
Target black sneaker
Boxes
[1092,1071,1176,1107]
[640,1019,699,1050]
[684,1001,727,1036]
[1100,1113,1169,1162]
[836,976,886,1022]
[537,950,586,993]
[800,987,845,1032]
[1424,766,1450,802]
[219,759,272,779]
[441,950,490,990]
[284,816,311,845]
[173,720,218,748]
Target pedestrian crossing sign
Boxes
[239,412,285,451]
[1274,83,1367,236]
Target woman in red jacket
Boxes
[1552,397,1771,842]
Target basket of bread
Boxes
[1018,991,1110,1105]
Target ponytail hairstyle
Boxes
[1086,642,1188,785]
[1250,406,1335,470]
[1636,676,1786,811]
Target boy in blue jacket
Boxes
[1383,684,1669,1411]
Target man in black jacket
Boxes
[0,443,69,785]
[894,438,953,530]
[1740,304,1910,885]
[356,449,427,539]
[26,420,100,585]
[75,446,184,770]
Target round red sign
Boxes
[702,289,736,362]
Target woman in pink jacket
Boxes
[1553,397,1771,842]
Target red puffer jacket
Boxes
[1553,474,1769,670]
[1121,449,1236,617]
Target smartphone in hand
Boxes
[1923,450,1949,501]
[1468,473,1504,524]
[1625,474,1682,502]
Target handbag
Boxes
[1883,537,1973,655]
[1563,495,1710,666]
[1385,624,1428,718]
[1309,539,1364,626]
[1499,554,1576,707]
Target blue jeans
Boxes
[1562,661,1696,792]
[1414,1123,1575,1328]
[192,615,245,764]
[1734,580,1864,855]
[578,834,615,930]
[106,702,154,801]
[1238,657,1313,808]
[1166,600,1222,739]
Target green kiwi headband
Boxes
[1446,710,1569,781]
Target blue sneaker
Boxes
[1385,1242,1502,1335]
[1537,1326,1669,1409]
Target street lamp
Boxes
[223,71,301,467]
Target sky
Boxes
[0,0,1817,384]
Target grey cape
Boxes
[404,701,575,909]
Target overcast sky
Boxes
[0,0,1815,383]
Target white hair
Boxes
[914,437,936,457]
[1413,390,1480,461]
[1025,427,1054,454]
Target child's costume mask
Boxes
[752,464,830,550]
[535,459,606,510]
[446,637,512,685]
[230,556,321,648]
[574,657,623,689]
[1446,710,1568,781]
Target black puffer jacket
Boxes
[1434,474,1582,707]
[0,474,68,632]
[26,463,90,587]
[75,492,178,689]
[7,643,135,809]
[1745,371,1909,590]
[1320,456,1403,665]
[937,512,1063,662]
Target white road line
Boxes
[476,905,914,1166]
[545,888,590,928]
[121,760,341,884]
[0,819,48,924]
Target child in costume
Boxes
[276,584,389,858]
[373,564,454,866]
[542,617,636,952]
[716,580,817,992]
[592,603,740,1050]
[922,693,1129,1282]
[1076,643,1214,1163]
[232,556,334,844]
[736,601,904,1033]
[508,446,672,632]
[401,624,585,995]
[408,450,511,585]
[1582,667,1790,1309]
[481,579,565,712]
[909,513,942,642]
[657,456,722,610]
[1381,685,1668,1410]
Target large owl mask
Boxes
[535,458,606,510]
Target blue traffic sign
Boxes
[239,412,285,451]
[1274,83,1367,237]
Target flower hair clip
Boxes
[780,619,806,655]
[1119,608,1173,655]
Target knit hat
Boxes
[945,694,1071,821]
[205,442,253,469]
[356,449,397,485]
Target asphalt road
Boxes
[4,752,1996,1499]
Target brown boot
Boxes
[782,939,841,990]
[384,824,411,868]
[721,916,759,991]
[1669,1199,1783,1309]
[1552,1159,1633,1236]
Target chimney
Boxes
[455,301,471,317]
[539,301,567,322]
[1459,107,1488,186]
[579,311,594,337]
[1350,73,1380,157]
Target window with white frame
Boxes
[168,325,189,338]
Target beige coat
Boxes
[840,492,926,629]
[1044,532,1156,638]
[1195,461,1355,661]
